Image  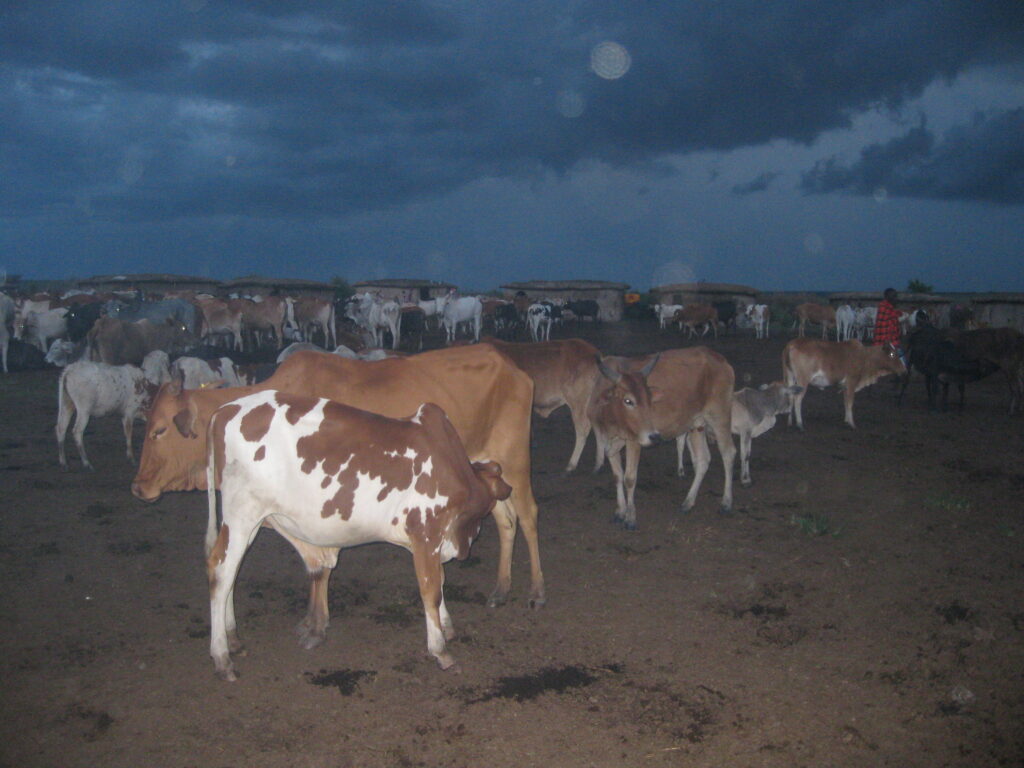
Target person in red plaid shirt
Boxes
[873,288,902,348]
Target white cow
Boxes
[170,356,251,389]
[835,304,856,341]
[746,303,770,339]
[0,292,14,373]
[527,303,553,342]
[852,306,877,341]
[20,307,69,352]
[442,295,483,343]
[653,303,683,330]
[56,350,171,470]
[346,293,402,349]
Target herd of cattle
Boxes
[3,286,1024,677]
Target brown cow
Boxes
[205,392,511,679]
[795,303,837,339]
[485,337,601,472]
[235,296,287,350]
[587,347,736,529]
[87,316,193,366]
[782,338,906,429]
[286,296,337,348]
[131,345,542,634]
[672,304,719,340]
[195,297,243,350]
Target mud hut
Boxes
[76,273,222,297]
[969,294,1024,332]
[499,280,630,321]
[222,275,337,301]
[351,278,458,303]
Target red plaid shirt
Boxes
[873,299,901,346]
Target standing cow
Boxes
[204,392,511,680]
[795,303,837,339]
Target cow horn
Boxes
[596,355,621,383]
[640,353,660,378]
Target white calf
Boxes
[653,303,683,330]
[171,356,250,388]
[527,303,552,342]
[56,350,171,470]
[21,307,69,352]
[746,303,770,339]
[835,304,855,341]
[442,296,483,343]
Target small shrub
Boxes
[790,513,843,538]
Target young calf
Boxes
[730,383,802,486]
[204,391,511,681]
[56,350,171,469]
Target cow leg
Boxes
[705,415,736,511]
[55,394,74,469]
[603,440,627,526]
[592,428,608,473]
[271,531,340,649]
[207,520,253,682]
[121,413,136,464]
[790,387,806,430]
[411,547,457,670]
[71,409,94,470]
[620,440,642,530]
[739,430,753,487]
[681,429,711,513]
[564,408,592,474]
[675,433,688,477]
[843,384,857,428]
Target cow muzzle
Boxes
[642,431,663,447]
[130,481,161,503]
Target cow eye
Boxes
[623,397,635,407]
[152,427,166,438]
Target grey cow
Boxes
[676,381,802,487]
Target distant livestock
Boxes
[795,303,837,339]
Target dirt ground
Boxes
[2,321,1023,768]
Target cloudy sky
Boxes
[2,0,1022,292]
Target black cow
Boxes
[65,301,105,342]
[898,323,999,411]
[565,299,600,324]
[713,301,738,334]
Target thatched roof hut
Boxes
[500,280,630,321]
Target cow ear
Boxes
[168,403,196,438]
[472,461,512,501]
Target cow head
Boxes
[758,381,804,413]
[449,461,512,561]
[589,354,662,446]
[877,343,907,376]
[131,380,214,502]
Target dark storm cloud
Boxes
[732,172,782,195]
[2,0,1023,225]
[801,108,1024,204]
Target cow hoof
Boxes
[297,631,326,650]
[214,664,238,682]
[679,504,694,515]
[622,521,637,532]
[741,478,752,488]
[718,505,733,516]
[486,589,509,609]
[527,594,546,610]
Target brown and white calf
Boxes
[204,391,511,680]
[782,338,906,429]
[587,347,735,529]
[56,350,171,469]
[746,303,770,339]
[672,304,719,340]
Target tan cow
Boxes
[235,296,287,350]
[782,338,906,429]
[795,303,837,339]
[195,297,243,350]
[587,347,735,529]
[485,337,601,472]
[287,296,337,348]
[131,345,543,636]
[673,304,719,340]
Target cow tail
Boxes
[204,411,220,559]
[57,367,73,429]
[782,345,793,386]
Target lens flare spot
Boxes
[591,41,631,80]
[873,186,888,203]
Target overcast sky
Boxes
[2,1,1022,292]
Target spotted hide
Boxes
[204,391,510,680]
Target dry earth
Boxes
[2,320,1023,767]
